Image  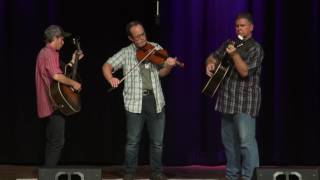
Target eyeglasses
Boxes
[131,32,146,40]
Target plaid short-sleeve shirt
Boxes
[105,42,165,113]
[213,38,264,117]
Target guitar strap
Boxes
[236,38,255,55]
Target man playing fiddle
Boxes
[102,20,176,180]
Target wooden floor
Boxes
[0,165,226,180]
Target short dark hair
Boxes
[126,20,143,36]
[236,12,253,24]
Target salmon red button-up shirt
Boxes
[35,44,63,118]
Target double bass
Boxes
[49,38,82,116]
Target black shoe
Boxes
[150,173,167,180]
[123,173,135,180]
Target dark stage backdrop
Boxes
[1,0,320,166]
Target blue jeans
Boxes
[221,113,259,180]
[124,94,165,175]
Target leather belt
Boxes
[142,89,153,96]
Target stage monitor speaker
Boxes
[38,167,102,180]
[253,166,319,180]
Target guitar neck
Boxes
[71,56,79,80]
[71,38,81,80]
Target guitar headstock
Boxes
[72,37,82,51]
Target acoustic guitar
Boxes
[49,38,82,116]
[202,37,246,97]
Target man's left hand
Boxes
[166,57,177,66]
[226,44,237,56]
[71,50,85,64]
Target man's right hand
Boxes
[108,77,120,88]
[71,81,81,93]
[206,63,216,77]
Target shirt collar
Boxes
[45,43,58,52]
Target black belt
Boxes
[142,89,153,96]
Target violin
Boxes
[136,42,185,68]
[108,42,184,92]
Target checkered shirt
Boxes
[213,38,264,117]
[105,42,165,113]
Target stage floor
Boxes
[0,165,226,180]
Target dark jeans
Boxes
[124,94,165,175]
[44,112,65,167]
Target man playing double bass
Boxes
[35,25,84,166]
[102,20,176,180]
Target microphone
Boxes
[155,0,160,26]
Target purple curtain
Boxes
[1,0,320,165]
[161,0,320,165]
